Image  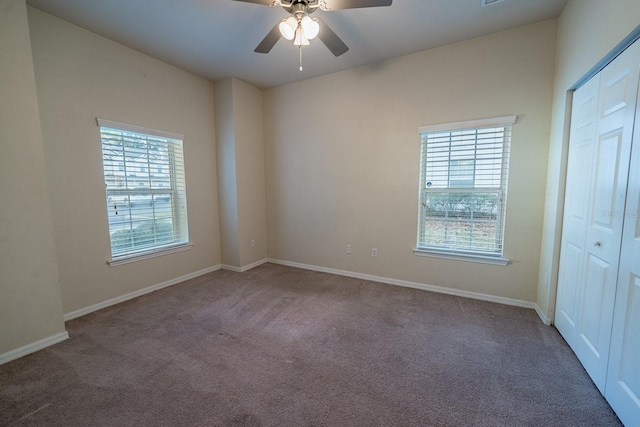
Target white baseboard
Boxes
[221,258,269,273]
[268,258,537,311]
[535,304,552,325]
[63,258,546,325]
[0,331,69,366]
[64,264,222,321]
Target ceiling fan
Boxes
[233,0,393,60]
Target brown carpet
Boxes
[1,263,621,426]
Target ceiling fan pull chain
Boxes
[299,46,303,71]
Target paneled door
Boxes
[605,75,640,426]
[555,73,599,360]
[556,39,640,394]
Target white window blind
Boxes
[416,116,515,257]
[98,119,189,261]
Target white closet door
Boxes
[605,61,640,425]
[555,74,599,356]
[578,40,640,392]
[556,40,640,394]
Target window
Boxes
[98,119,190,264]
[414,116,516,265]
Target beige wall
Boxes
[265,21,557,303]
[215,78,268,269]
[537,0,640,320]
[0,0,66,355]
[27,8,221,314]
[233,79,268,268]
[214,79,241,267]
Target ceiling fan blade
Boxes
[232,0,278,6]
[316,18,349,57]
[319,0,392,11]
[255,23,282,53]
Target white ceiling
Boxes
[26,0,568,89]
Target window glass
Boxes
[99,120,189,260]
[417,119,512,256]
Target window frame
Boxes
[98,118,191,266]
[413,116,516,266]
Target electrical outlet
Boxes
[251,239,256,248]
[372,248,378,257]
[346,245,352,254]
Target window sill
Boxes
[107,243,193,267]
[413,248,509,266]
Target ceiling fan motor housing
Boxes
[283,0,316,16]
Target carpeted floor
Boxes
[0,263,621,426]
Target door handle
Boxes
[594,241,602,247]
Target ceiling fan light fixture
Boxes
[279,16,297,40]
[301,16,319,40]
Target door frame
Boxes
[551,25,640,326]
